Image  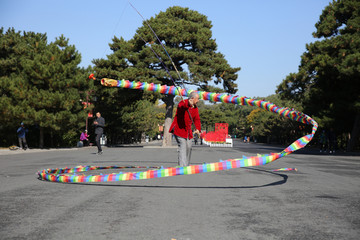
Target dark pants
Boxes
[83,140,89,146]
[95,133,102,152]
[18,137,28,149]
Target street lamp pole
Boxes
[80,90,95,132]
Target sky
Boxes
[1,0,331,98]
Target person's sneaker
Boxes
[97,151,103,155]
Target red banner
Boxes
[203,123,229,142]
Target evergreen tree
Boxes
[199,106,227,132]
[121,99,159,142]
[246,95,306,144]
[276,0,360,150]
[0,28,92,147]
[92,37,148,144]
[93,6,240,146]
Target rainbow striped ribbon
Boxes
[37,78,318,183]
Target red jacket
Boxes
[169,99,201,139]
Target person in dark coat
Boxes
[94,112,105,154]
[17,122,28,150]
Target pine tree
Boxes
[93,6,240,146]
[0,28,93,147]
[92,37,147,144]
[276,0,360,150]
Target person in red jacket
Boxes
[169,91,202,167]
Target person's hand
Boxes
[193,129,200,135]
[94,121,98,125]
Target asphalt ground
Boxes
[0,140,359,240]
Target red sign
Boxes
[203,123,229,142]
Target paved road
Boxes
[0,140,359,240]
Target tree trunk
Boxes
[346,112,360,152]
[39,126,44,149]
[162,95,175,147]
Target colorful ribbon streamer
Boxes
[37,78,318,183]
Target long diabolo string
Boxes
[135,33,184,101]
[129,2,184,87]
[135,30,198,133]
[129,1,197,131]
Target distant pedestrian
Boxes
[328,128,336,154]
[17,122,28,150]
[94,112,105,155]
[200,131,204,145]
[194,132,199,145]
[80,130,89,146]
[319,130,327,153]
